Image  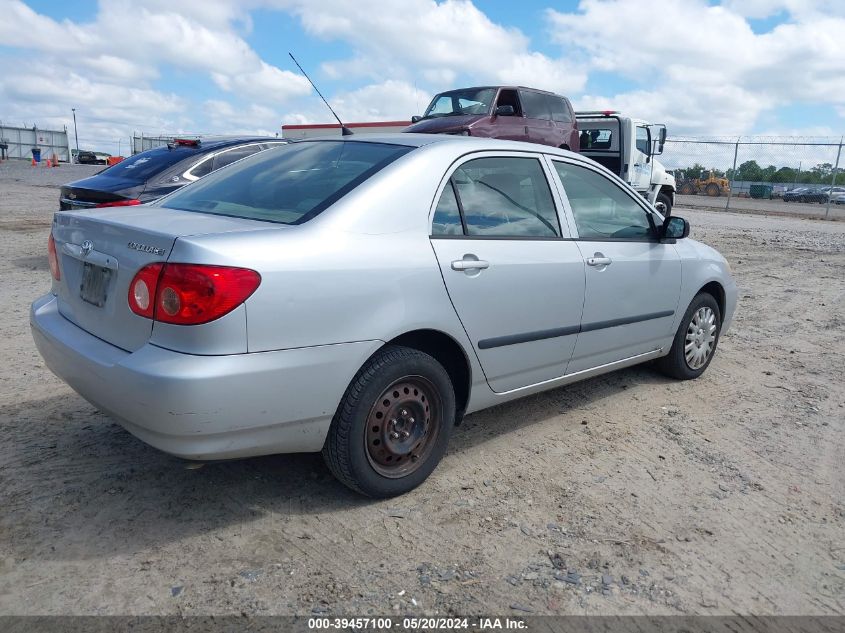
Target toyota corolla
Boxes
[31,134,737,497]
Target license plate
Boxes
[79,262,111,307]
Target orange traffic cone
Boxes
[52,153,59,167]
[45,158,52,168]
[31,158,36,167]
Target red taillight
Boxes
[95,199,142,208]
[48,234,61,281]
[128,263,163,319]
[128,263,260,325]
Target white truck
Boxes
[575,111,676,215]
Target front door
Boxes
[629,123,653,193]
[430,154,585,393]
[549,158,681,374]
[489,89,528,142]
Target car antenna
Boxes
[288,52,353,136]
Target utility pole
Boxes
[71,108,79,164]
[825,136,842,219]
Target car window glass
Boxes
[159,141,413,225]
[431,183,463,235]
[553,161,654,240]
[212,145,262,170]
[452,157,560,237]
[635,127,650,154]
[546,95,571,122]
[519,91,551,120]
[580,128,613,150]
[101,146,196,180]
[188,158,212,178]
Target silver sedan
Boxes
[31,134,737,497]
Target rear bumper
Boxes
[30,294,381,459]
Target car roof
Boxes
[433,85,564,97]
[170,136,285,151]
[291,133,587,161]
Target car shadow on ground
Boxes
[1,364,674,562]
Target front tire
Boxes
[322,345,455,497]
[705,183,721,197]
[656,192,673,216]
[656,293,721,380]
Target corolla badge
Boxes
[127,241,166,256]
[80,239,94,256]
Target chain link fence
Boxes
[662,136,844,218]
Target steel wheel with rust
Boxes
[323,345,456,497]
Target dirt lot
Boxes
[0,160,843,616]
[676,193,845,221]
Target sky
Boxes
[0,0,843,154]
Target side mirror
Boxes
[411,115,422,123]
[658,127,667,153]
[662,215,689,241]
[495,105,515,116]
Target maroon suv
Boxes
[405,86,579,151]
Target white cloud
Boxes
[287,0,586,94]
[547,0,845,135]
[283,80,430,124]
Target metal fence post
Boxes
[725,137,740,211]
[825,136,843,219]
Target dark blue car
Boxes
[59,137,288,210]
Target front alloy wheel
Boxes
[656,292,722,380]
[685,306,717,370]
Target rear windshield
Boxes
[101,146,199,180]
[156,141,413,224]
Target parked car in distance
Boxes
[32,134,736,497]
[405,86,580,151]
[782,187,813,202]
[819,186,845,203]
[834,193,845,204]
[799,188,829,203]
[60,137,288,210]
[76,150,107,165]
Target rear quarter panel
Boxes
[168,144,483,363]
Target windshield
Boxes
[100,146,198,180]
[422,88,497,119]
[156,141,413,225]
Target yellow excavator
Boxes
[677,169,731,197]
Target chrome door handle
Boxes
[586,256,612,267]
[451,259,490,271]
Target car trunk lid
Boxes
[59,175,145,210]
[51,206,279,352]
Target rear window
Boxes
[157,141,413,225]
[102,146,198,180]
[520,91,551,120]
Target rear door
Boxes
[519,90,554,146]
[429,152,585,393]
[548,159,680,373]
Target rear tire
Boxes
[656,293,721,380]
[322,345,455,498]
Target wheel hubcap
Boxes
[365,376,441,478]
[684,306,717,370]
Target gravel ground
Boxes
[0,160,843,616]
